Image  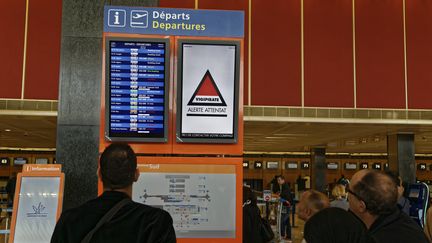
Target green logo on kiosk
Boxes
[186,70,228,117]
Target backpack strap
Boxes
[81,198,131,243]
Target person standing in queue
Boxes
[330,184,349,211]
[276,175,292,242]
[242,186,265,243]
[51,143,176,243]
[5,172,17,207]
[348,169,428,243]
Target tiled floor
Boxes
[269,215,305,243]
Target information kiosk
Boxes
[101,6,244,242]
[9,165,64,243]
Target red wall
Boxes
[24,0,62,100]
[406,0,432,109]
[0,0,26,99]
[355,0,405,109]
[0,0,61,100]
[251,0,301,106]
[304,0,353,107]
[2,0,432,110]
[159,0,194,8]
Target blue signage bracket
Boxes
[104,6,244,38]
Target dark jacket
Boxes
[243,203,264,243]
[304,207,367,243]
[367,208,428,243]
[279,183,292,203]
[51,191,176,243]
[397,196,410,215]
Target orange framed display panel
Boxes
[100,34,244,155]
[9,168,65,243]
[97,156,243,243]
[172,36,244,155]
[100,33,175,154]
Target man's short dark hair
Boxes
[100,143,137,190]
[384,170,401,186]
[352,170,397,215]
[277,175,285,180]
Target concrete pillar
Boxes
[387,134,416,184]
[310,147,326,193]
[57,0,158,210]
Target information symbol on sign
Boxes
[108,9,126,27]
[130,10,148,28]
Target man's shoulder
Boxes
[310,207,358,222]
[306,207,365,231]
[57,197,102,221]
[371,211,428,243]
[304,208,367,243]
[131,201,172,219]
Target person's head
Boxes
[243,186,257,205]
[332,184,347,200]
[297,189,330,221]
[99,143,139,190]
[277,175,285,185]
[384,170,404,199]
[348,170,398,227]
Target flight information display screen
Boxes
[105,38,168,142]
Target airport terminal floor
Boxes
[2,0,432,243]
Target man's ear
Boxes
[305,207,312,219]
[358,200,367,213]
[134,168,140,182]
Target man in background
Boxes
[5,172,17,207]
[298,189,366,243]
[276,175,292,241]
[348,169,428,243]
[51,143,176,243]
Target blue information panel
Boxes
[104,6,244,38]
[105,38,169,142]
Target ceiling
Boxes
[2,114,432,154]
[244,121,432,154]
[0,115,57,149]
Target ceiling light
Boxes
[4,129,11,132]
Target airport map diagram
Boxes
[132,171,236,238]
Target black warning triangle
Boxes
[187,70,227,106]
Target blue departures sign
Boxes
[104,6,244,38]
